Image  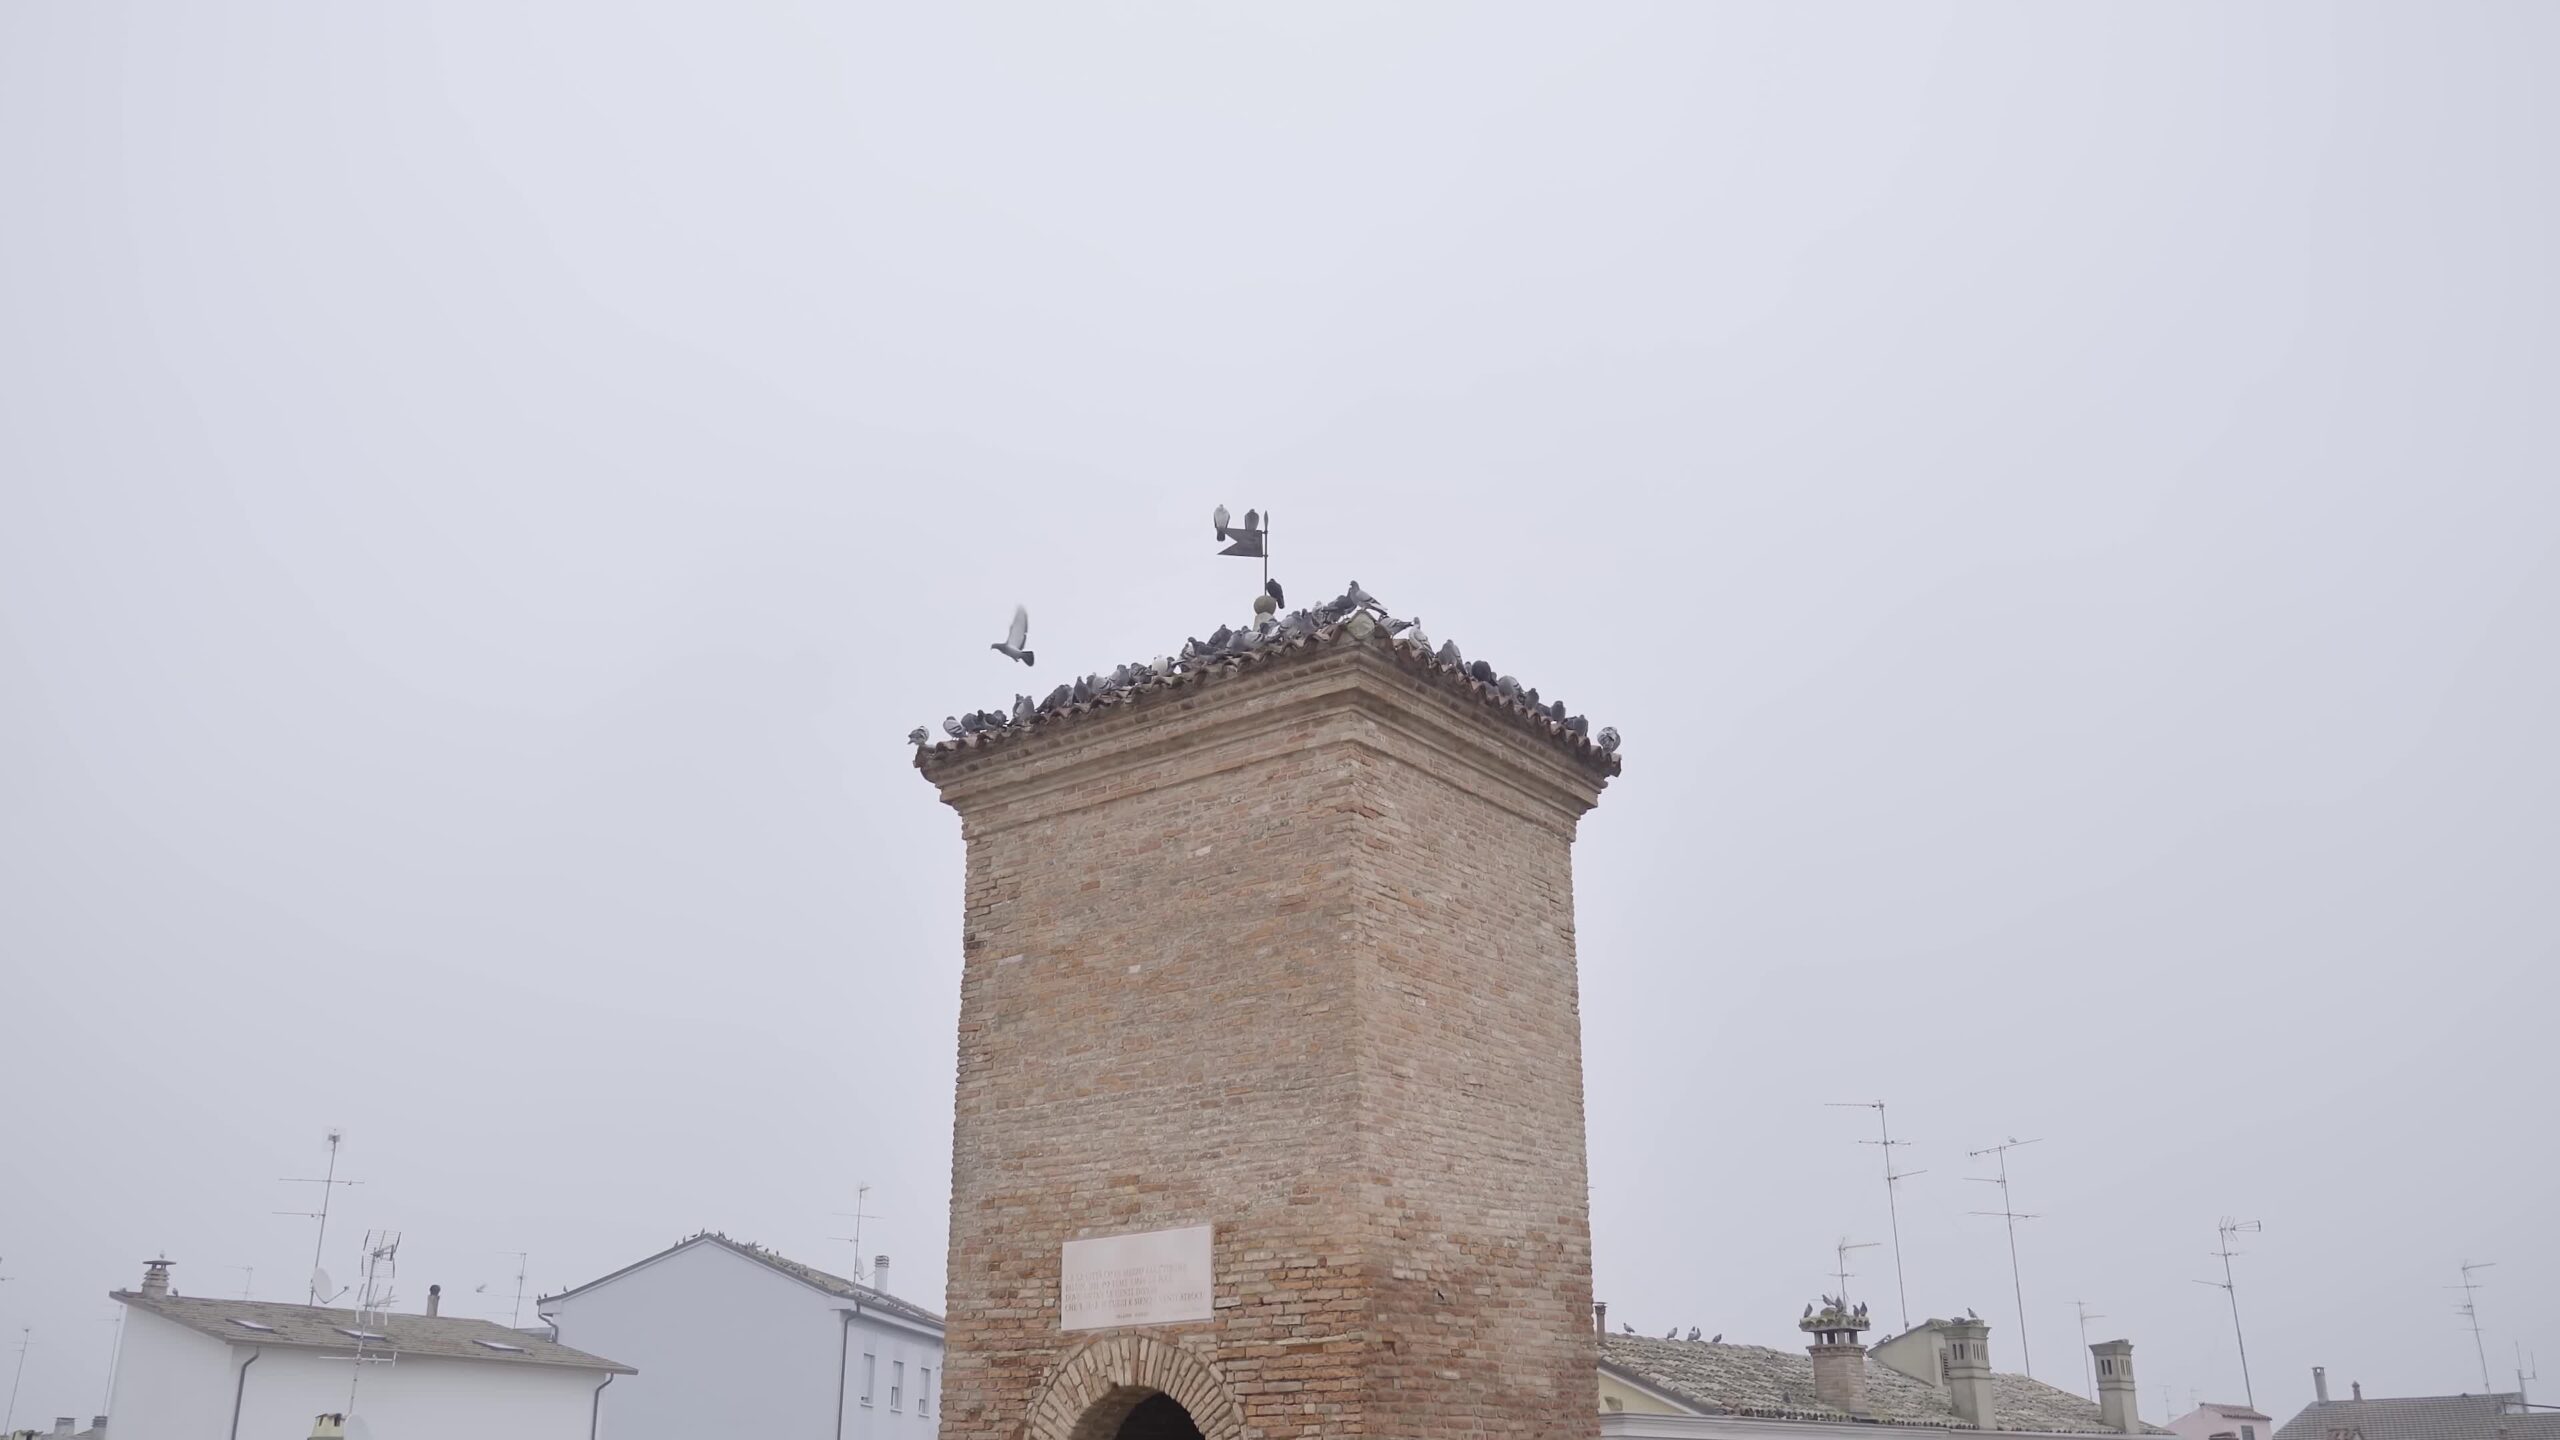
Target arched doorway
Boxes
[1112,1393,1203,1440]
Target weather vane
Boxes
[1212,504,1281,610]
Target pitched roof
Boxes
[538,1232,943,1332]
[913,600,1622,779]
[1600,1334,2165,1434]
[111,1291,634,1373]
[2193,1404,2274,1421]
[2274,1395,2560,1440]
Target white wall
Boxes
[107,1308,239,1440]
[544,1241,942,1440]
[235,1349,604,1440]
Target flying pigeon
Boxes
[1213,503,1230,539]
[1596,726,1621,754]
[1265,577,1285,608]
[907,726,929,746]
[990,605,1034,666]
[1687,1327,1701,1342]
[941,716,964,739]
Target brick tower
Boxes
[916,602,1618,1440]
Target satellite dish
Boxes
[312,1268,335,1302]
[346,1416,374,1440]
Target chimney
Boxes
[2093,1339,2139,1433]
[2353,1383,2363,1402]
[91,1419,108,1435]
[53,1418,75,1436]
[426,1284,441,1318]
[139,1260,172,1299]
[1594,1301,1608,1337]
[873,1255,890,1295]
[1945,1317,2000,1430]
[2315,1368,2331,1403]
[310,1414,346,1440]
[1802,1298,1875,1416]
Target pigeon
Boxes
[1687,1327,1702,1342]
[1596,726,1621,754]
[1264,577,1285,608]
[942,716,964,739]
[1966,1308,1978,1320]
[1041,683,1071,711]
[1244,508,1260,533]
[1153,655,1173,677]
[1070,674,1092,705]
[1467,659,1495,684]
[990,605,1034,666]
[1549,700,1566,722]
[960,712,985,735]
[1804,1303,1815,1319]
[1382,617,1414,637]
[1344,580,1378,610]
[1013,693,1034,724]
[1566,714,1588,736]
[1522,686,1539,707]
[1710,1334,1722,1344]
[1213,503,1230,540]
[1621,1322,1635,1335]
[1665,1326,1679,1339]
[1436,639,1462,667]
[1496,675,1520,698]
[907,726,929,745]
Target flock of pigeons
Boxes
[1619,1324,1726,1343]
[908,580,1622,760]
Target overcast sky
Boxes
[4,2,2554,1429]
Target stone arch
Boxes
[1026,1334,1244,1440]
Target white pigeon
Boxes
[990,605,1034,666]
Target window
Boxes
[920,1367,931,1417]
[891,1360,905,1412]
[2244,1427,2257,1440]
[861,1352,876,1407]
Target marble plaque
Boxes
[1060,1224,1214,1331]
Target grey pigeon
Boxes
[1154,655,1173,676]
[1566,714,1588,735]
[1070,675,1092,705]
[1265,576,1285,607]
[1496,675,1520,698]
[942,716,964,739]
[1803,1303,1814,1319]
[1207,624,1234,651]
[1041,683,1072,711]
[1467,659,1495,684]
[1013,693,1034,724]
[1111,664,1131,690]
[1687,1327,1701,1342]
[1596,726,1621,754]
[907,726,929,746]
[1966,1308,1977,1320]
[1382,617,1414,637]
[1408,624,1429,649]
[1244,507,1260,532]
[1710,1334,1722,1344]
[960,712,985,735]
[1665,1326,1678,1339]
[990,605,1034,666]
[1213,503,1230,539]
[1621,1322,1635,1335]
[1549,700,1566,722]
[1436,639,1462,667]
[1344,580,1378,610]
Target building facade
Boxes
[2167,1401,2274,1440]
[105,1261,631,1440]
[915,601,1621,1440]
[540,1233,943,1440]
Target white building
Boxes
[2166,1400,2274,1440]
[540,1232,943,1440]
[106,1261,634,1440]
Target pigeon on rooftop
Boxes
[1265,577,1285,607]
[1622,1322,1635,1335]
[942,716,964,739]
[1687,1328,1701,1341]
[1013,694,1034,724]
[1665,1326,1678,1339]
[1467,660,1495,684]
[1804,1303,1815,1319]
[907,726,929,746]
[990,605,1034,666]
[1436,639,1462,667]
[1041,683,1072,711]
[1710,1334,1722,1344]
[1382,617,1414,637]
[1344,580,1378,610]
[1596,726,1621,754]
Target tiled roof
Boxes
[539,1232,943,1331]
[913,592,1621,778]
[111,1290,634,1373]
[2194,1405,2273,1421]
[1600,1334,2165,1434]
[2274,1396,2560,1440]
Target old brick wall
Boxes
[925,641,1607,1440]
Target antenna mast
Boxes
[1833,1237,1880,1307]
[2516,1343,2537,1409]
[2075,1300,2108,1400]
[1967,1136,2043,1378]
[275,1128,361,1304]
[4,1327,30,1436]
[831,1182,882,1274]
[2193,1218,2263,1410]
[1829,1100,1924,1330]
[2451,1260,2496,1395]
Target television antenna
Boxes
[831,1182,881,1269]
[1832,1237,1880,1308]
[227,1265,256,1300]
[1828,1100,1924,1329]
[2516,1343,2538,1409]
[1967,1137,2043,1378]
[2193,1218,2262,1409]
[339,1232,402,1413]
[95,1314,124,1413]
[2075,1300,2107,1400]
[496,1252,530,1328]
[275,1128,361,1304]
[2449,1260,2495,1395]
[4,1327,30,1436]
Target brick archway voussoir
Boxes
[1029,1334,1243,1440]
